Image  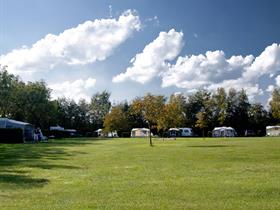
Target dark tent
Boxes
[0,118,34,143]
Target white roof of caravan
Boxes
[213,126,235,131]
[131,128,150,131]
[50,125,64,131]
[0,118,31,126]
[266,126,280,129]
[169,128,180,131]
[65,129,77,132]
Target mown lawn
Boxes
[0,137,280,210]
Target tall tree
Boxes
[211,88,228,126]
[131,94,165,146]
[185,89,211,128]
[158,94,186,133]
[0,65,22,118]
[12,81,53,128]
[103,104,130,136]
[248,103,269,135]
[89,91,111,129]
[270,88,280,123]
[235,89,250,135]
[195,111,208,138]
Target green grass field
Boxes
[0,137,280,210]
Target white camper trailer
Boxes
[168,127,193,137]
[212,127,236,137]
[179,128,193,137]
[266,126,280,136]
[131,128,152,137]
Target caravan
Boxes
[168,127,193,137]
[266,126,280,136]
[212,127,237,137]
[131,128,151,137]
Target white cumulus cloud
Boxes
[112,29,184,83]
[113,32,280,100]
[162,44,280,99]
[276,75,280,87]
[243,43,280,81]
[0,10,141,75]
[49,78,96,102]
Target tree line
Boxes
[1,65,280,137]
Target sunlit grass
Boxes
[0,137,280,209]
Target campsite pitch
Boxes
[0,137,280,209]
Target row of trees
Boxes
[1,65,280,139]
[103,89,279,144]
[0,66,111,134]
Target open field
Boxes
[0,137,280,210]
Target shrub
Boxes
[120,132,131,138]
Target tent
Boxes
[131,128,152,137]
[212,127,236,137]
[95,129,118,137]
[0,118,34,142]
[266,126,280,136]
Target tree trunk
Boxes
[149,123,153,146]
[203,128,205,140]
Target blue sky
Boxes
[1,0,280,104]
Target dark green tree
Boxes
[89,91,111,129]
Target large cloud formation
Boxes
[0,10,141,74]
[112,29,184,83]
[113,29,280,100]
[163,43,280,99]
[49,78,96,102]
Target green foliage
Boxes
[90,91,111,129]
[185,89,211,128]
[211,87,228,126]
[12,81,52,127]
[103,104,130,135]
[0,66,21,118]
[131,93,165,145]
[131,93,165,125]
[270,88,280,122]
[158,94,186,131]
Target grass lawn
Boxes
[0,137,280,210]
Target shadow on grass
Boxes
[0,173,49,188]
[27,163,81,170]
[0,138,91,187]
